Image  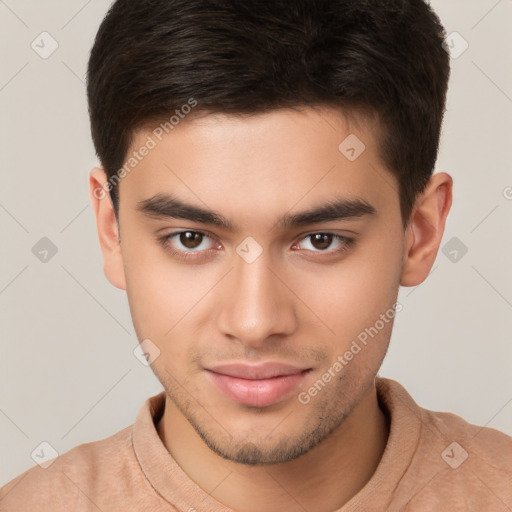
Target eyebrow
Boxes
[137,193,376,231]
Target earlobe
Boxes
[400,172,453,287]
[88,167,127,290]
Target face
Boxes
[116,107,405,465]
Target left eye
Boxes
[296,233,348,252]
[167,231,215,251]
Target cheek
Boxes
[123,262,205,382]
[121,234,231,376]
[121,232,198,335]
[303,234,402,343]
[124,260,220,337]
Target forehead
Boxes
[118,107,398,227]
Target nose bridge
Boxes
[217,248,296,346]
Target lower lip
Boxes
[207,370,310,408]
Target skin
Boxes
[89,106,452,512]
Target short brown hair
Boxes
[87,0,450,224]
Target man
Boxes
[1,0,511,510]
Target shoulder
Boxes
[410,402,511,509]
[421,406,512,470]
[378,377,512,471]
[411,409,512,509]
[376,378,512,510]
[0,425,134,511]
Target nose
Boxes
[216,249,298,349]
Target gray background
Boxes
[1,0,511,487]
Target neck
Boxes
[157,381,389,512]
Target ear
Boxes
[88,167,126,290]
[400,172,453,287]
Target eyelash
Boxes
[158,230,355,262]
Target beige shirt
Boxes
[1,378,511,511]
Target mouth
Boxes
[205,362,312,408]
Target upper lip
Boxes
[207,362,309,380]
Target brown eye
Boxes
[310,233,333,250]
[294,232,353,255]
[179,231,204,249]
[159,230,220,262]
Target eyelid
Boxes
[164,229,219,249]
[293,232,354,252]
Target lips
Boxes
[206,362,310,408]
